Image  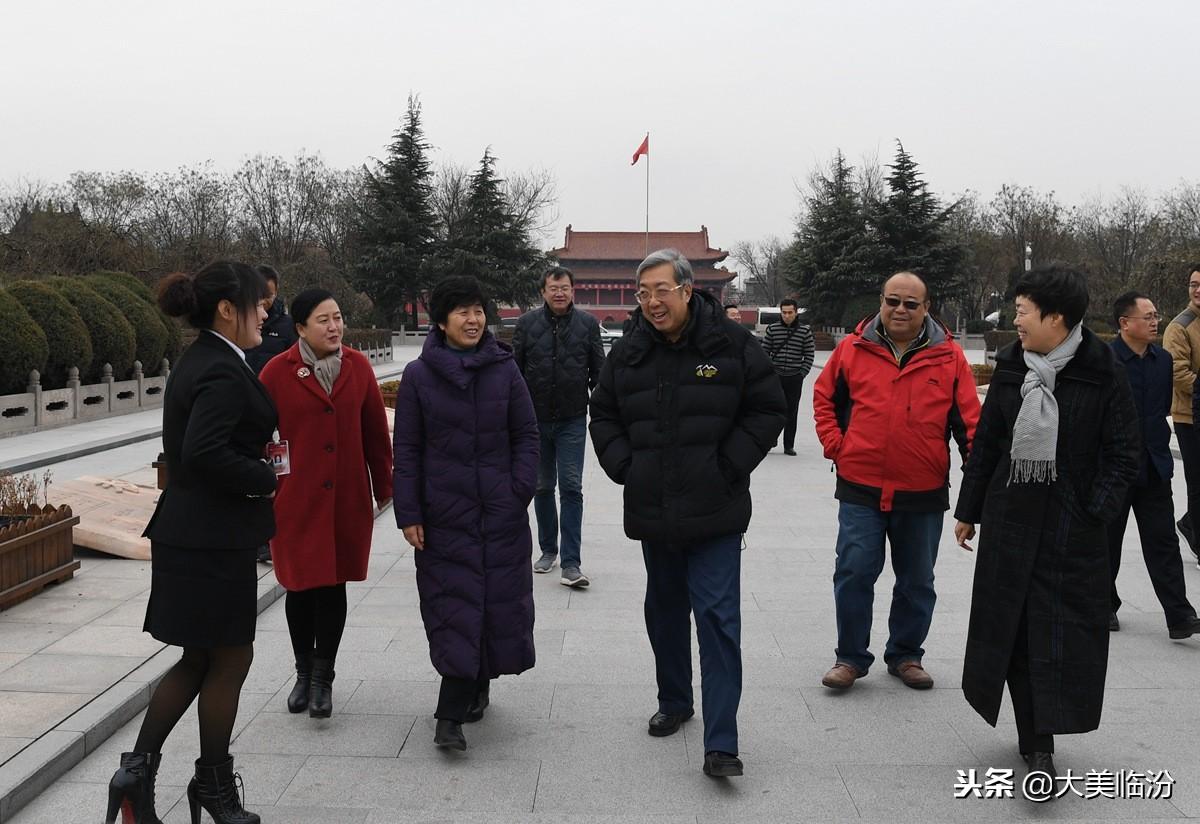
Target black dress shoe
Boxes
[1108,613,1120,632]
[1168,615,1200,639]
[703,751,744,777]
[1022,751,1056,777]
[465,685,490,723]
[647,708,694,737]
[434,719,466,750]
[784,448,797,456]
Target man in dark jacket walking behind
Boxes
[1107,291,1200,638]
[245,265,298,375]
[762,297,815,455]
[514,266,605,587]
[589,249,785,778]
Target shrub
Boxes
[7,281,92,388]
[50,277,137,382]
[964,319,993,334]
[92,271,182,367]
[86,279,169,376]
[839,294,882,330]
[343,328,391,351]
[0,289,49,394]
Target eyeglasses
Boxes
[545,285,573,294]
[1122,313,1160,322]
[882,295,924,311]
[635,284,686,304]
[1189,282,1200,292]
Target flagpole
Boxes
[644,132,650,255]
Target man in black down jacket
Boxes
[513,266,605,587]
[589,248,785,779]
[245,265,299,375]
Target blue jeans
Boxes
[642,534,742,755]
[533,415,586,569]
[832,501,941,673]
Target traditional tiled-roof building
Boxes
[542,225,736,324]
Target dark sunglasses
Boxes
[883,296,924,311]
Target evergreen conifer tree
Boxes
[355,95,437,324]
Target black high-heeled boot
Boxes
[186,756,260,824]
[286,652,312,713]
[309,657,335,718]
[465,680,490,723]
[105,751,163,824]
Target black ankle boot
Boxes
[465,681,490,723]
[105,751,162,824]
[187,756,259,824]
[286,652,312,713]
[309,657,335,718]
[434,718,467,750]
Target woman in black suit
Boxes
[106,262,275,824]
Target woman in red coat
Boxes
[259,288,393,719]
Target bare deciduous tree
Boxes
[731,237,790,306]
[234,153,331,264]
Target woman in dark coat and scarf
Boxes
[392,276,539,750]
[954,266,1140,781]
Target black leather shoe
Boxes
[465,683,490,723]
[703,751,744,777]
[434,719,467,750]
[1022,751,1056,778]
[783,448,797,456]
[1108,613,1120,632]
[648,708,694,737]
[1168,615,1200,639]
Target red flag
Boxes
[631,134,649,165]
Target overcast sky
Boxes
[3,0,1196,263]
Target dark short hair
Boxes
[429,276,486,325]
[291,288,337,326]
[542,266,574,289]
[1013,265,1089,329]
[157,261,268,330]
[1189,263,1200,279]
[780,298,798,310]
[1112,291,1150,328]
[723,303,739,312]
[255,264,280,286]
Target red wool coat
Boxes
[260,344,393,591]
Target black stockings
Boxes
[133,644,254,764]
[285,584,348,661]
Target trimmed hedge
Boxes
[343,328,391,351]
[87,279,170,376]
[91,271,182,365]
[0,288,49,395]
[50,277,137,382]
[7,281,92,388]
[964,319,993,334]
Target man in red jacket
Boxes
[813,272,980,691]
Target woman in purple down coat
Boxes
[392,276,539,751]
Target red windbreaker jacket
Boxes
[813,315,981,512]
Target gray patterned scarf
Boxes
[1009,322,1084,484]
[298,337,343,396]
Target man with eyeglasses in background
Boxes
[813,271,979,691]
[1163,264,1200,570]
[1107,292,1200,638]
[513,266,605,587]
[589,248,785,778]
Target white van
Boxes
[754,307,781,336]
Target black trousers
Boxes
[779,373,806,451]
[435,674,489,723]
[1173,422,1200,543]
[1106,476,1196,626]
[1008,606,1053,754]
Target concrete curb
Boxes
[0,580,285,823]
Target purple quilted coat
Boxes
[392,329,539,680]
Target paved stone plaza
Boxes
[4,359,1200,822]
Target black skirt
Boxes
[144,541,258,647]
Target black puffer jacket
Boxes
[513,304,605,422]
[589,290,786,545]
[246,299,299,375]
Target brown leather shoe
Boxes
[821,662,862,690]
[888,660,934,689]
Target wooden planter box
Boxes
[0,504,81,610]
